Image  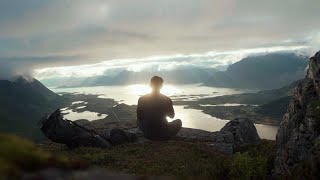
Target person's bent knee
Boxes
[170,119,182,132]
[175,119,182,128]
[171,119,182,126]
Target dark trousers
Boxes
[139,119,182,141]
[167,119,182,136]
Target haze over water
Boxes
[52,84,279,140]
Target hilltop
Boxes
[0,76,64,141]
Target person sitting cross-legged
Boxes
[136,76,182,140]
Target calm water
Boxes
[52,84,278,140]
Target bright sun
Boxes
[129,84,179,96]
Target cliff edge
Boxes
[274,51,320,176]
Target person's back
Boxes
[137,93,173,134]
[137,76,182,140]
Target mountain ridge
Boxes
[42,67,218,88]
[205,53,308,90]
[0,76,64,140]
[274,50,320,176]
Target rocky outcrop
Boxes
[221,118,260,148]
[127,127,235,156]
[274,51,320,175]
[40,109,260,156]
[126,118,259,156]
[39,109,111,148]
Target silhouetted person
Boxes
[137,76,182,140]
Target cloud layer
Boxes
[34,46,308,79]
[0,0,320,79]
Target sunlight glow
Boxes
[129,84,151,95]
[129,84,180,96]
[34,45,308,80]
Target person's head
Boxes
[150,76,163,93]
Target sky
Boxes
[0,0,320,80]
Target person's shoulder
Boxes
[160,93,172,101]
[138,93,151,101]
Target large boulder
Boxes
[221,118,260,148]
[274,51,320,176]
[40,109,139,148]
[39,109,111,148]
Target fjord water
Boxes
[52,84,279,140]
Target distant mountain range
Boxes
[0,76,63,141]
[41,67,218,88]
[204,53,308,89]
[41,53,309,90]
[81,67,218,86]
[0,52,309,141]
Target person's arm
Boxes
[137,97,144,120]
[167,98,175,119]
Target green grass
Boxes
[0,134,87,179]
[42,141,230,177]
[41,140,276,178]
[0,133,277,178]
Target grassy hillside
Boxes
[2,133,318,179]
[40,139,276,178]
[0,134,86,179]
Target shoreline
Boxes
[55,92,279,140]
[59,92,281,126]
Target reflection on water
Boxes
[172,106,227,132]
[172,106,278,140]
[61,109,108,121]
[130,84,179,97]
[255,124,279,140]
[71,101,87,105]
[200,103,259,107]
[52,84,278,140]
[75,106,86,109]
[53,84,256,105]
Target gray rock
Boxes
[110,128,138,145]
[274,51,320,176]
[117,128,150,143]
[40,109,258,157]
[127,127,235,156]
[126,119,261,156]
[176,127,231,142]
[176,128,235,156]
[39,109,111,148]
[221,118,260,148]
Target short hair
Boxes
[150,76,163,86]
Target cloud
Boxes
[33,46,307,80]
[0,0,320,80]
[0,55,83,80]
